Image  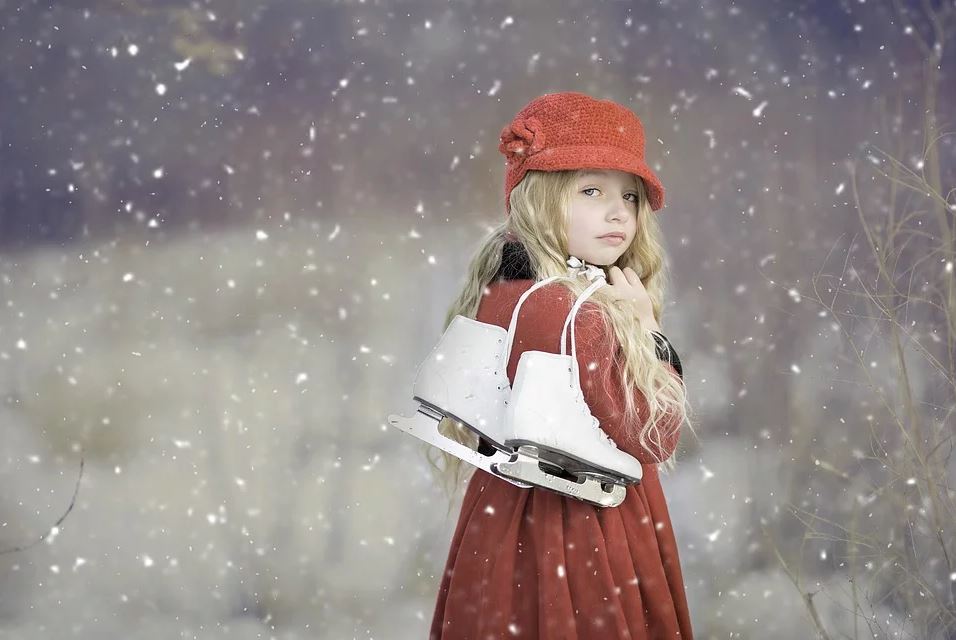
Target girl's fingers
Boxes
[607,267,646,300]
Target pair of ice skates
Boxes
[387,257,643,508]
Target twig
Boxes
[0,453,84,556]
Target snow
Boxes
[0,1,951,638]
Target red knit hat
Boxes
[498,91,664,214]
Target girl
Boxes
[427,91,696,639]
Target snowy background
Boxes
[1,1,955,638]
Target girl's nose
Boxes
[607,203,628,221]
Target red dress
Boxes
[430,279,693,640]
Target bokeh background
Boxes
[1,0,955,638]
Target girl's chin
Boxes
[586,257,616,267]
[570,245,622,267]
[590,248,623,267]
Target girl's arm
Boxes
[582,315,683,465]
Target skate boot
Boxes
[387,274,571,488]
[493,275,644,508]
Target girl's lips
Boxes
[599,235,625,245]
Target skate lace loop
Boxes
[571,385,618,449]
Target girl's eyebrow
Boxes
[578,173,639,190]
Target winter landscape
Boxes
[1,1,954,638]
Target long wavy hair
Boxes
[426,169,696,507]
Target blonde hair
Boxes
[425,169,697,508]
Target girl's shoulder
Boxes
[485,278,577,314]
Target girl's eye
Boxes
[582,187,639,204]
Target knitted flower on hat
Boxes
[498,116,546,165]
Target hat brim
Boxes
[521,145,665,211]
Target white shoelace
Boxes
[571,385,617,448]
[564,258,616,448]
[566,256,606,282]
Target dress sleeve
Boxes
[505,283,682,466]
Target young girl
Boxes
[427,91,695,639]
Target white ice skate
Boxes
[387,274,572,489]
[493,275,644,508]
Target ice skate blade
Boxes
[505,440,642,486]
[493,448,627,508]
[386,406,533,490]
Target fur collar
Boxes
[494,241,536,280]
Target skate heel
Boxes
[493,445,627,507]
[414,397,513,456]
[387,401,533,489]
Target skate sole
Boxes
[505,439,642,486]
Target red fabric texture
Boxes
[498,91,665,215]
[430,280,693,640]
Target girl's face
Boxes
[566,169,640,266]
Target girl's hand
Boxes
[603,266,659,331]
